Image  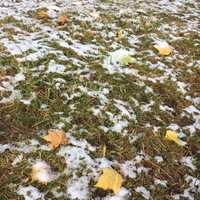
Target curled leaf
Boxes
[154,41,172,56]
[57,15,68,26]
[43,129,68,149]
[165,130,186,146]
[95,168,123,194]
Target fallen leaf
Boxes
[57,15,68,26]
[36,10,49,20]
[165,130,186,146]
[116,30,125,41]
[43,129,68,149]
[31,161,56,185]
[109,49,135,66]
[154,41,172,56]
[95,168,123,194]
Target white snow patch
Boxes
[17,186,44,200]
[121,161,137,179]
[12,154,23,166]
[181,156,196,171]
[47,60,65,73]
[154,178,167,187]
[57,146,94,171]
[31,160,58,183]
[135,186,150,200]
[103,187,130,200]
[0,144,12,153]
[154,156,163,163]
[67,176,89,200]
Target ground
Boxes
[0,0,200,200]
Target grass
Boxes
[0,1,200,200]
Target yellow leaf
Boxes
[165,130,185,146]
[57,15,68,26]
[36,10,49,20]
[154,41,172,56]
[95,168,123,194]
[43,129,68,149]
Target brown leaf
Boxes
[57,15,68,26]
[43,129,68,149]
[36,10,49,20]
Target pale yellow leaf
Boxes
[154,41,172,56]
[95,168,123,194]
[43,129,68,149]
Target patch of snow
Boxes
[121,161,137,179]
[181,156,196,171]
[12,154,23,166]
[184,105,200,115]
[111,120,128,133]
[47,60,65,73]
[67,176,89,200]
[57,146,94,171]
[14,72,25,82]
[154,156,163,163]
[0,144,12,153]
[103,187,130,200]
[32,160,58,183]
[17,186,44,200]
[154,178,167,187]
[135,186,150,200]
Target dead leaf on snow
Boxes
[154,41,172,56]
[43,129,68,149]
[165,130,186,146]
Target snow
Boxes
[57,146,94,171]
[135,186,151,200]
[121,161,137,179]
[31,160,58,183]
[184,105,200,115]
[154,178,167,187]
[17,186,44,200]
[0,144,12,153]
[67,176,90,200]
[47,60,65,73]
[103,188,130,200]
[154,156,164,163]
[0,0,199,199]
[154,40,171,49]
[14,72,25,82]
[111,120,129,133]
[180,156,196,171]
[12,154,23,166]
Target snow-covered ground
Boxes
[0,0,200,199]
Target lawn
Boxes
[0,0,200,199]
